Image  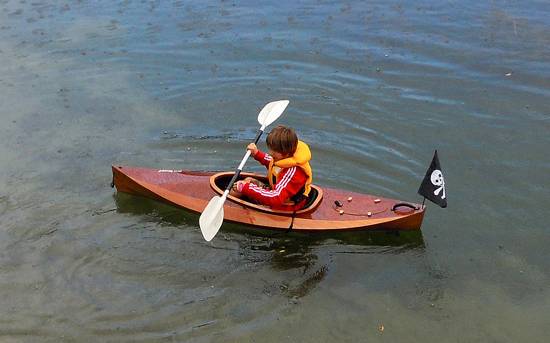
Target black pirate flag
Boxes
[418,150,447,208]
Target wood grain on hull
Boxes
[112,166,425,231]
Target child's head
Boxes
[266,125,298,161]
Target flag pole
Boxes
[422,197,426,209]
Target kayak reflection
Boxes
[114,192,425,299]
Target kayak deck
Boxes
[112,165,425,232]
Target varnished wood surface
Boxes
[112,165,425,231]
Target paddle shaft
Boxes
[223,128,265,196]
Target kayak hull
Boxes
[112,166,425,232]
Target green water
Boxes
[1,1,548,341]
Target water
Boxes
[1,0,549,341]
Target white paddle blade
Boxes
[257,100,289,128]
[199,196,225,241]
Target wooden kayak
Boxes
[111,165,425,232]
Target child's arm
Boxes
[240,167,307,207]
[247,143,272,168]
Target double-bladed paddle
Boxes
[199,100,289,241]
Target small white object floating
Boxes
[374,198,381,203]
[347,197,353,202]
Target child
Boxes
[231,125,313,211]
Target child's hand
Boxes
[232,180,248,193]
[247,143,258,156]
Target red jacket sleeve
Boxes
[241,167,307,208]
[252,150,272,168]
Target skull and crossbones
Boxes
[430,169,446,199]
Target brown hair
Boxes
[266,125,298,156]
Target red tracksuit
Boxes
[241,150,308,210]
